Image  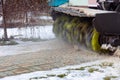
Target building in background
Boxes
[69,0,97,6]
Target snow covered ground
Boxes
[0,25,56,56]
[0,25,55,40]
[39,16,52,20]
[0,60,120,80]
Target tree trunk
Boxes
[1,0,8,41]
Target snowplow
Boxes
[48,0,120,54]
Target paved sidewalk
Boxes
[0,39,107,78]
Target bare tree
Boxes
[1,0,49,41]
[1,0,8,41]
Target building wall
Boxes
[69,0,97,6]
[69,0,88,6]
[88,0,97,5]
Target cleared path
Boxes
[0,39,110,78]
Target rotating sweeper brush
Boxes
[49,0,120,55]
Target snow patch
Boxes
[0,16,3,24]
[0,61,120,80]
[0,25,55,40]
[39,16,52,20]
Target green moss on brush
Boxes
[66,32,72,43]
[91,29,101,52]
[54,15,97,52]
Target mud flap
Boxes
[93,13,120,35]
